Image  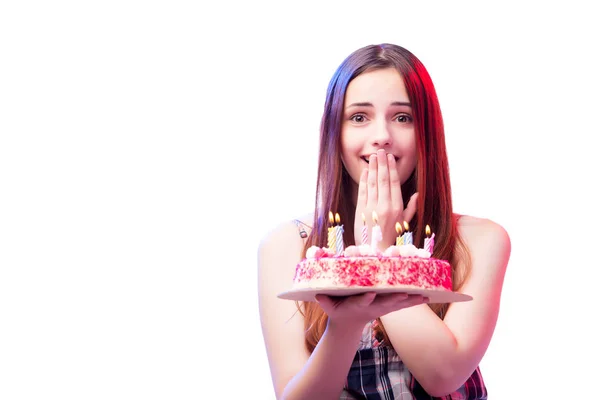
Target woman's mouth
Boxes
[361,155,399,163]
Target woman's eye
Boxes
[395,114,413,123]
[350,114,367,123]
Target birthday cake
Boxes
[291,243,452,293]
[278,212,469,303]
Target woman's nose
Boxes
[370,120,393,147]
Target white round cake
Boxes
[291,244,452,292]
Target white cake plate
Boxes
[278,286,472,303]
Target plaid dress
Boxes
[340,320,487,400]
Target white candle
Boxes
[402,221,413,245]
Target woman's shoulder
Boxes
[258,212,314,252]
[257,212,315,280]
[456,214,509,238]
[455,213,511,267]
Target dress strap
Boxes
[292,219,311,239]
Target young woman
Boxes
[258,43,511,399]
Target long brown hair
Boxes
[299,44,471,352]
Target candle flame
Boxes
[425,224,431,236]
[372,211,378,224]
[329,211,334,224]
[362,212,366,224]
[403,221,409,231]
[395,222,403,234]
[335,213,341,224]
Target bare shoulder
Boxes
[258,211,313,249]
[456,214,511,273]
[257,212,314,281]
[457,214,511,246]
[258,219,303,254]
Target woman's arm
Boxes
[379,217,511,396]
[257,221,364,400]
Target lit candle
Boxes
[334,212,344,256]
[395,222,404,246]
[424,224,435,254]
[402,221,413,245]
[361,213,368,245]
[327,211,335,252]
[371,211,382,251]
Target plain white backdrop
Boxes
[1,1,599,399]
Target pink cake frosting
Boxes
[292,244,452,291]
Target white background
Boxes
[1,1,599,399]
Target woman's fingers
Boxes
[316,292,425,313]
[315,292,376,313]
[361,150,418,246]
[314,294,342,313]
[354,168,369,245]
[377,150,391,209]
[404,192,419,223]
[356,168,369,210]
[350,291,377,307]
[366,154,378,209]
[388,152,403,214]
[372,292,409,308]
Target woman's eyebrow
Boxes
[346,101,411,109]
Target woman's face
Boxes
[340,67,417,191]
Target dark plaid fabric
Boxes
[340,321,487,399]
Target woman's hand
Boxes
[354,149,418,250]
[316,292,427,329]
